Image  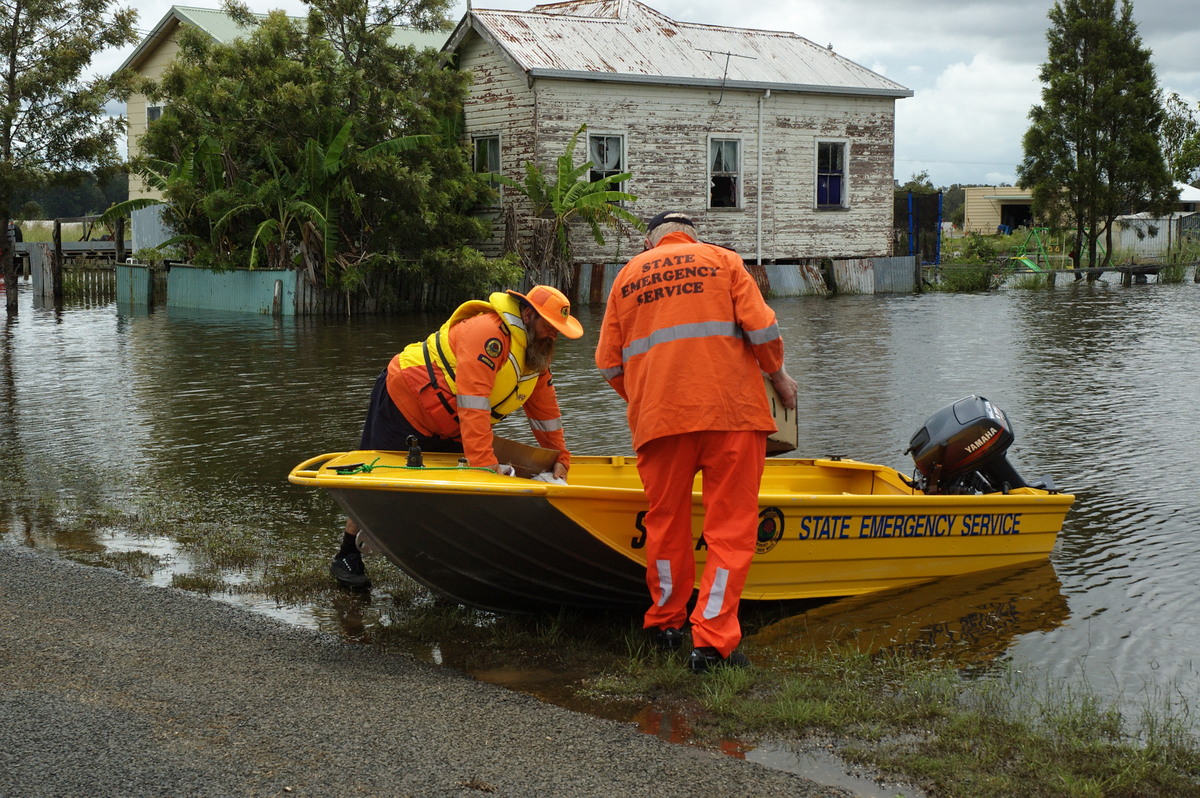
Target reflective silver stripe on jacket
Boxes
[458,395,491,410]
[745,321,781,346]
[599,365,623,381]
[528,416,563,432]
[501,310,524,331]
[621,320,781,362]
[621,320,741,362]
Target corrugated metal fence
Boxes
[577,255,918,303]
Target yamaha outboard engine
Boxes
[906,395,1037,495]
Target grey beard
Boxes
[524,335,555,374]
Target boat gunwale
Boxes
[289,451,1075,506]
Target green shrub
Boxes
[931,264,998,292]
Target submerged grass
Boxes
[69,549,169,579]
[583,639,1200,797]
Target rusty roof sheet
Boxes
[450,0,912,98]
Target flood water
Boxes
[4,274,1200,750]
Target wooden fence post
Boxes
[115,218,126,264]
[52,220,63,305]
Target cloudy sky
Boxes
[104,0,1200,188]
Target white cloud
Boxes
[896,54,1042,186]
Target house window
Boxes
[816,141,847,209]
[473,135,501,204]
[474,135,500,176]
[709,138,740,208]
[147,105,163,125]
[588,133,624,189]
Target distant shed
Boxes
[962,186,1033,234]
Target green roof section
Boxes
[117,4,447,74]
[172,5,263,43]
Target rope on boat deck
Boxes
[328,457,494,475]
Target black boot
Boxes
[330,533,370,589]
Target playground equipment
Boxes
[1008,227,1111,272]
[1007,227,1053,271]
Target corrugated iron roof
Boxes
[450,0,911,98]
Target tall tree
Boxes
[1017,0,1175,275]
[1160,92,1200,184]
[0,0,138,313]
[136,0,503,301]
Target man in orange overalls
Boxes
[330,285,584,589]
[595,212,798,672]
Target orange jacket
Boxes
[387,310,570,469]
[595,232,785,450]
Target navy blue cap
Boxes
[645,211,696,232]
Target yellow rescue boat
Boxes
[289,396,1075,613]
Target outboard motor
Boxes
[906,395,1036,495]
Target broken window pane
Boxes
[589,134,624,186]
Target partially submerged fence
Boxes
[42,252,923,317]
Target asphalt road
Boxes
[0,544,849,797]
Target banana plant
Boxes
[97,137,226,262]
[487,124,643,285]
[216,118,435,283]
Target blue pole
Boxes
[907,191,915,257]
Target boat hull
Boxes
[290,451,1074,613]
[327,487,648,611]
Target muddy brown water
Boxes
[3,277,1200,787]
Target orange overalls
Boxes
[595,232,786,656]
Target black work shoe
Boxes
[647,626,684,651]
[688,646,750,673]
[330,551,371,590]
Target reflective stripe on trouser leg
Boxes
[654,559,673,606]
[637,433,701,631]
[701,566,730,619]
[688,429,767,657]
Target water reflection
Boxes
[749,560,1068,670]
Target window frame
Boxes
[815,139,850,210]
[146,105,163,125]
[587,131,626,192]
[473,133,502,206]
[707,135,743,210]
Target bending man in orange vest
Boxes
[330,285,584,589]
[595,212,798,672]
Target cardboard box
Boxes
[764,375,797,455]
[492,435,562,477]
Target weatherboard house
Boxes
[448,0,914,296]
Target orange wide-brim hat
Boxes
[507,285,584,339]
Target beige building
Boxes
[119,8,264,202]
[962,186,1034,234]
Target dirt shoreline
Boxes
[0,544,848,797]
